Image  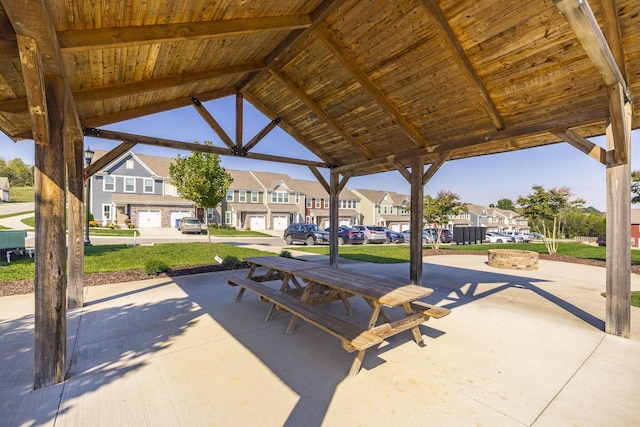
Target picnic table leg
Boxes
[235,287,246,302]
[403,302,425,346]
[348,350,367,377]
[286,282,315,333]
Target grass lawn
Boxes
[0,242,274,281]
[205,227,272,237]
[7,186,34,203]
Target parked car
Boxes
[177,217,202,234]
[283,223,329,245]
[402,229,436,244]
[325,226,365,245]
[380,227,405,244]
[596,236,606,246]
[485,232,513,243]
[426,228,453,243]
[353,225,388,244]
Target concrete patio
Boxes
[2,254,640,426]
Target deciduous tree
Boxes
[423,190,467,249]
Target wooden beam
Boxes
[419,0,505,130]
[553,0,630,100]
[553,129,606,164]
[84,128,329,169]
[332,107,607,175]
[605,101,631,337]
[238,0,346,90]
[235,93,243,147]
[56,15,311,52]
[16,35,49,144]
[244,117,281,152]
[84,140,137,178]
[241,90,339,165]
[34,73,68,388]
[315,24,428,149]
[309,166,330,193]
[0,62,264,114]
[269,67,374,159]
[409,157,424,286]
[328,170,342,267]
[608,83,630,164]
[422,152,450,186]
[394,162,411,182]
[189,96,235,149]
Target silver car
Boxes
[353,225,388,244]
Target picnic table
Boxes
[225,256,450,376]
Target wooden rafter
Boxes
[553,129,606,165]
[422,152,450,186]
[85,140,137,178]
[189,96,235,149]
[0,61,265,114]
[83,128,329,169]
[235,93,243,147]
[244,117,281,152]
[419,0,505,131]
[309,166,330,193]
[269,67,374,159]
[553,0,630,99]
[238,0,346,90]
[314,24,428,149]
[241,90,340,165]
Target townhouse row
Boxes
[88,150,529,232]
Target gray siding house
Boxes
[90,150,196,228]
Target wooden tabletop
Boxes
[244,256,325,274]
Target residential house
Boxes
[0,177,9,202]
[91,150,197,228]
[456,204,530,233]
[631,209,640,249]
[352,189,411,231]
[296,180,361,228]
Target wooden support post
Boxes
[34,74,68,388]
[235,92,243,146]
[605,96,632,337]
[66,132,84,309]
[329,170,340,267]
[409,157,424,285]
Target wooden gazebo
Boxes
[0,0,637,388]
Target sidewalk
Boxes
[1,255,639,426]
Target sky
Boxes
[0,95,638,212]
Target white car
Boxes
[485,232,513,243]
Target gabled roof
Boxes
[353,189,408,205]
[0,177,9,189]
[93,149,170,177]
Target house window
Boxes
[295,193,300,204]
[225,211,231,224]
[251,191,259,203]
[323,198,329,208]
[306,198,312,208]
[124,177,135,192]
[239,190,247,202]
[144,178,154,193]
[226,189,234,202]
[103,176,115,192]
[102,204,111,221]
[126,160,134,169]
[314,198,321,208]
[271,191,289,203]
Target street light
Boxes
[84,147,94,246]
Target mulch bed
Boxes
[2,253,637,298]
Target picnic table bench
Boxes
[225,256,450,376]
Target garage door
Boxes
[138,210,162,228]
[249,216,266,230]
[170,211,191,228]
[272,215,287,230]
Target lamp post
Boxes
[84,147,94,246]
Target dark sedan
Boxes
[381,227,405,244]
[325,226,365,245]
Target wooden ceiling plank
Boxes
[189,96,235,149]
[553,0,630,100]
[269,66,375,159]
[57,15,312,52]
[238,0,346,90]
[315,23,428,149]
[553,129,606,164]
[84,128,328,169]
[241,90,340,165]
[15,34,49,145]
[419,0,505,131]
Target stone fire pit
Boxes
[488,249,539,270]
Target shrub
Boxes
[279,249,292,258]
[145,260,170,275]
[222,255,242,268]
